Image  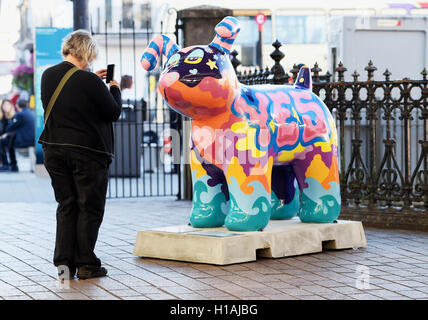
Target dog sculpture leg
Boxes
[223,156,273,231]
[270,165,299,220]
[189,149,229,228]
[292,146,341,223]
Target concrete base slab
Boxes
[133,218,367,265]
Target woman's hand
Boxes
[109,80,120,90]
[95,69,107,80]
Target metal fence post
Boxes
[269,40,286,84]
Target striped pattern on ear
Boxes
[209,16,240,55]
[141,34,180,71]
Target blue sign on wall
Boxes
[34,27,72,164]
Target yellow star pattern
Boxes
[206,59,218,70]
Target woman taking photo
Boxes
[39,29,122,280]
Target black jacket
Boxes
[6,108,35,148]
[39,61,122,157]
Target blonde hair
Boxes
[61,29,98,65]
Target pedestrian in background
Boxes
[0,99,17,171]
[120,75,133,101]
[0,98,35,172]
[120,75,134,120]
[39,29,122,280]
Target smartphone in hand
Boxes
[106,64,115,83]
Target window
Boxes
[235,16,272,45]
[235,16,272,67]
[105,0,112,28]
[276,15,327,44]
[122,0,133,29]
[138,2,151,29]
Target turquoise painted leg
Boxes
[293,152,341,223]
[189,152,228,228]
[225,189,271,231]
[223,161,272,232]
[270,165,299,220]
[299,191,340,223]
[190,178,228,228]
[271,188,299,220]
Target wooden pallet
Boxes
[133,218,367,265]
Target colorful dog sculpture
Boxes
[141,16,341,231]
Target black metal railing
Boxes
[91,20,181,199]
[231,40,427,216]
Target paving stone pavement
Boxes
[1,195,428,301]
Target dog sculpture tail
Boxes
[141,34,180,71]
[294,66,312,91]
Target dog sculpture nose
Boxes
[159,72,179,88]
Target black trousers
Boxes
[0,133,17,167]
[43,146,111,268]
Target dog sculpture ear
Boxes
[209,16,240,55]
[141,34,180,71]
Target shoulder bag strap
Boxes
[44,66,79,126]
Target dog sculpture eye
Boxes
[184,49,204,64]
[166,53,180,68]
